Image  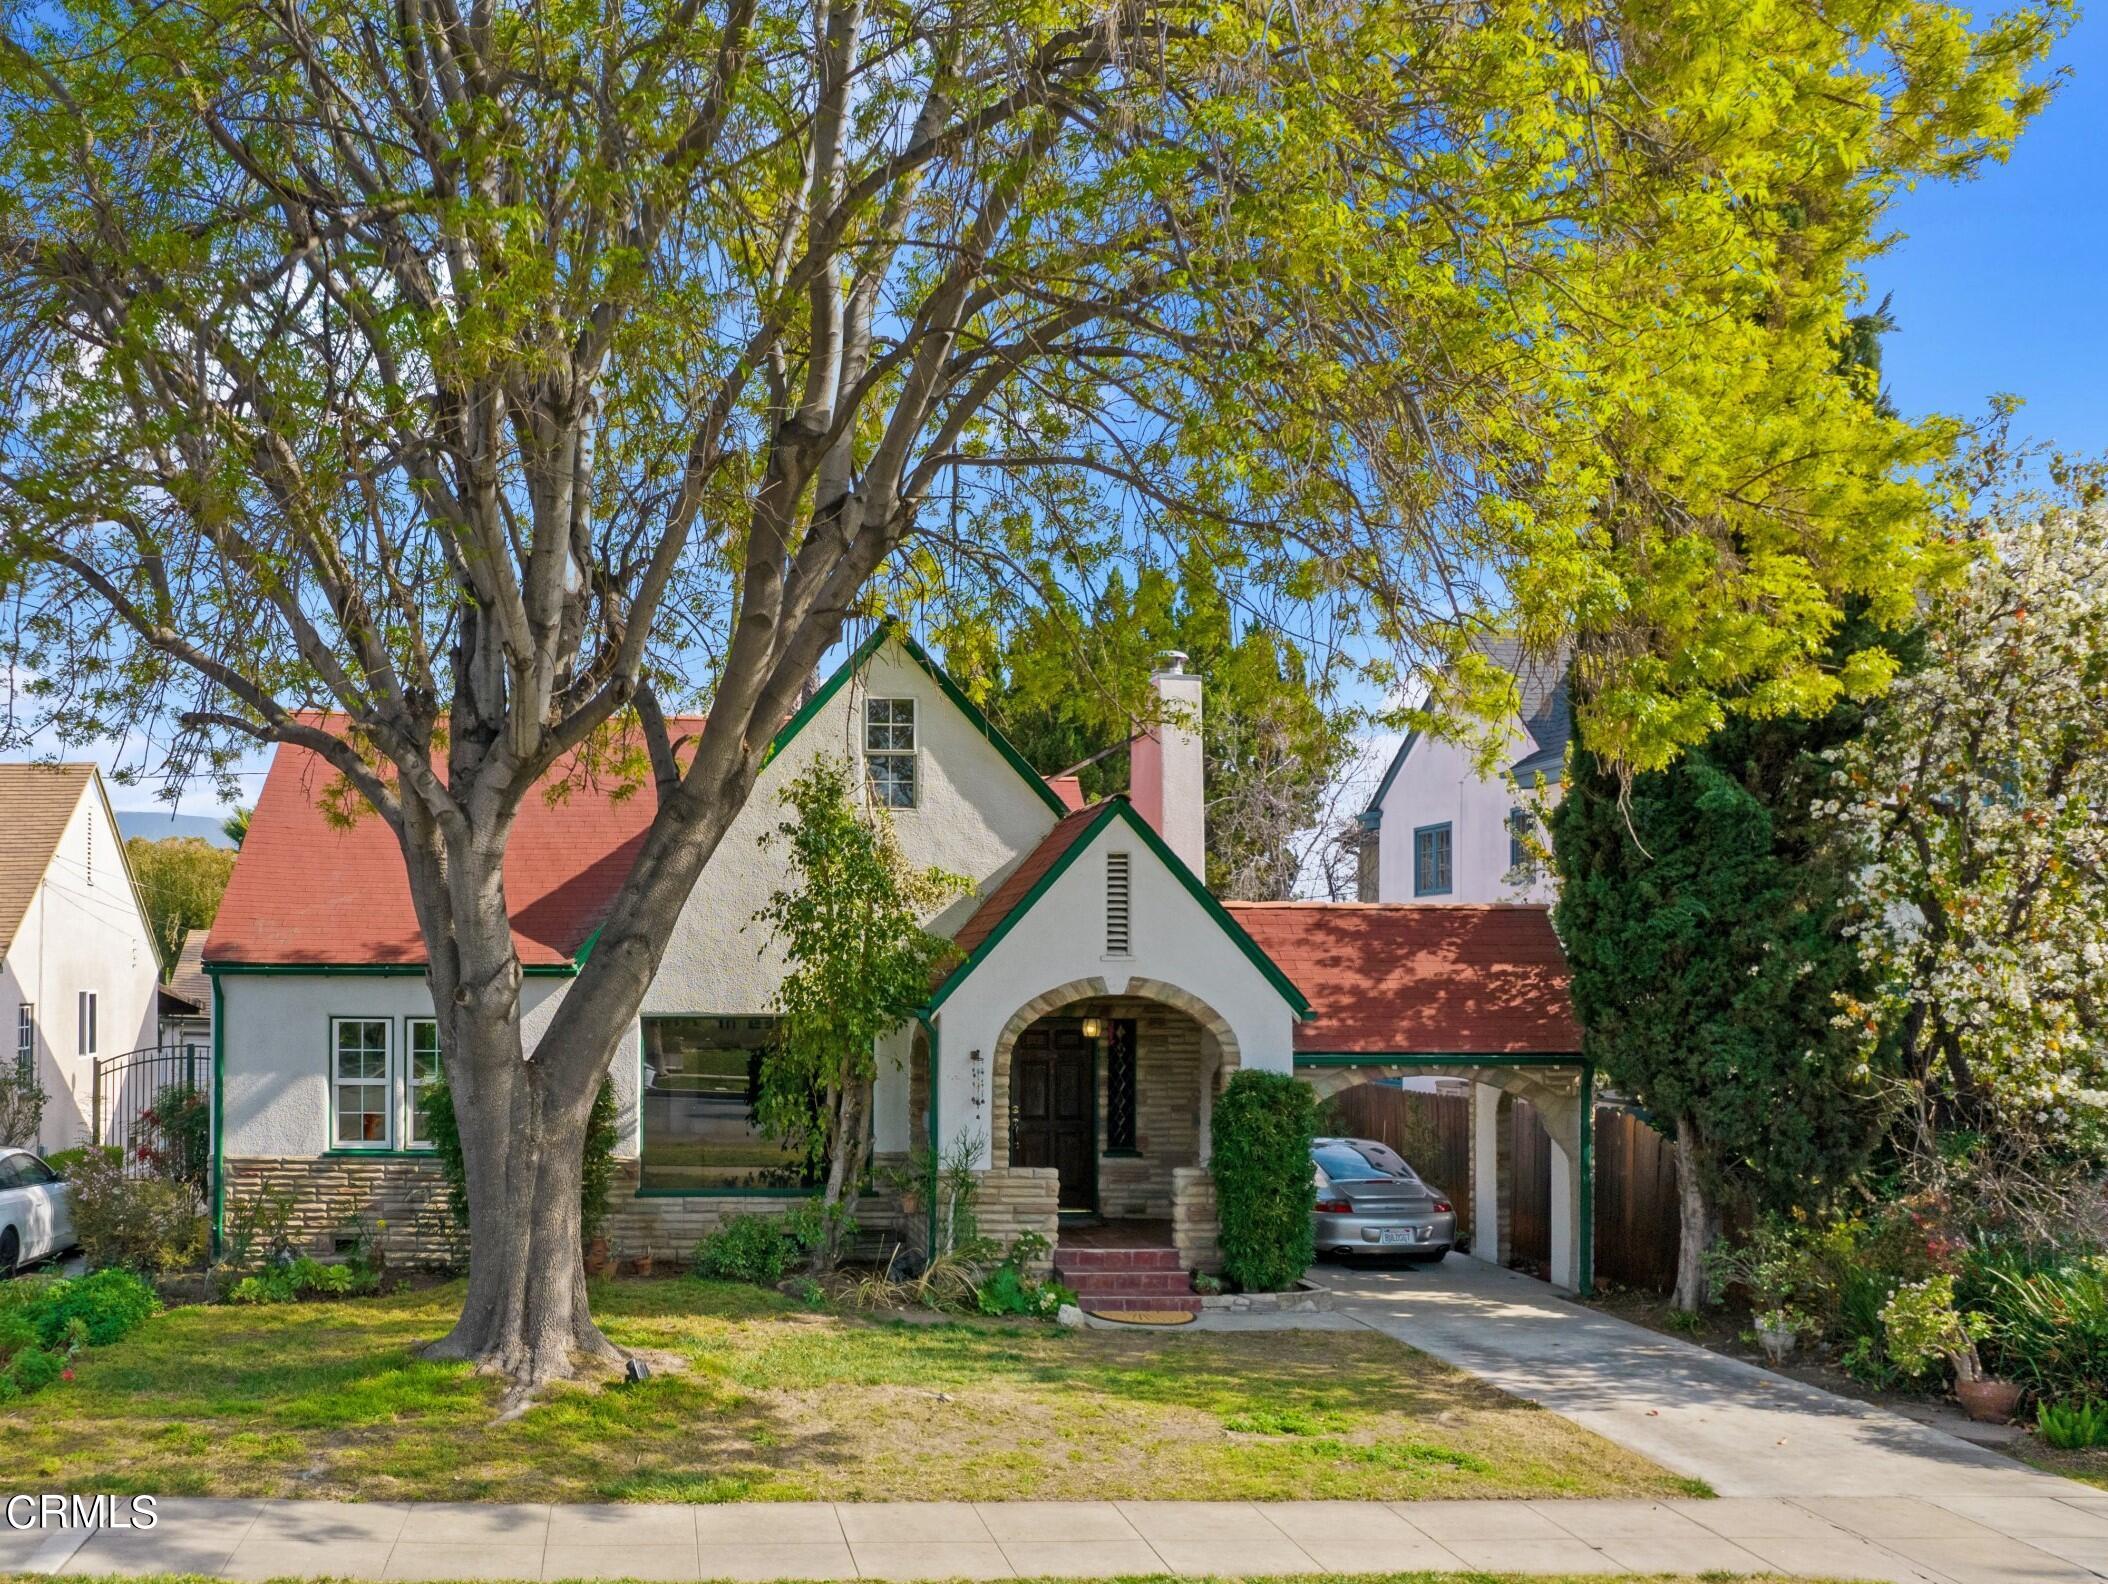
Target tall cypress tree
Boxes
[1552,663,1900,1309]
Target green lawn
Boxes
[0,1277,1704,1504]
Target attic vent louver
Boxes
[1105,851,1132,956]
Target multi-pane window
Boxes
[76,991,96,1056]
[1508,806,1534,871]
[1412,823,1453,896]
[1104,1019,1139,1152]
[14,1004,32,1080]
[865,698,918,808]
[331,1018,393,1148]
[406,1019,442,1149]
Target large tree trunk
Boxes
[403,818,628,1390]
[1671,1119,1719,1313]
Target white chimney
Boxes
[1131,651,1205,876]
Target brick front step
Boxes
[1050,1246,1184,1273]
[1055,1270,1199,1298]
[1080,1295,1205,1316]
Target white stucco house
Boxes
[1360,639,1571,906]
[206,627,1596,1297]
[0,764,163,1150]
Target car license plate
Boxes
[1377,1227,1421,1245]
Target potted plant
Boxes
[1752,1306,1805,1365]
[632,1241,655,1278]
[584,1234,614,1277]
[1881,1275,2018,1422]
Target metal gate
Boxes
[91,1042,210,1184]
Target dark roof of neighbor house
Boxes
[1225,902,1580,1055]
[0,763,97,958]
[166,928,212,1009]
[1363,638,1573,819]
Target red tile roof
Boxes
[1225,903,1580,1055]
[944,803,1107,966]
[205,723,696,968]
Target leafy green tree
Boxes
[756,758,965,1270]
[1552,679,1901,1309]
[0,0,2060,1381]
[963,560,1359,897]
[124,837,236,976]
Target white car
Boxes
[0,1148,75,1273]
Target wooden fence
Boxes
[1323,1082,1683,1292]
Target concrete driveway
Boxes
[1315,1255,2065,1500]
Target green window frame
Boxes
[404,1018,442,1150]
[330,1017,394,1149]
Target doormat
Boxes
[1090,1308,1197,1326]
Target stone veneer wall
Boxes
[903,1165,1057,1272]
[1171,1166,1222,1273]
[227,1157,903,1269]
[225,1156,460,1266]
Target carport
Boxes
[1225,903,1593,1294]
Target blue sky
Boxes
[1866,8,2105,455]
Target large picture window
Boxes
[331,1018,394,1148]
[405,1018,442,1149]
[640,1016,812,1192]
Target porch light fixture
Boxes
[1080,1017,1104,1040]
[969,1047,986,1108]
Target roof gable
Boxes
[0,764,97,958]
[1363,640,1573,820]
[769,624,1068,817]
[927,797,1312,1019]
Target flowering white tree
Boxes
[1831,453,2108,1151]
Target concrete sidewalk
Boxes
[8,1492,2108,1583]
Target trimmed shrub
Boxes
[1210,1069,1317,1293]
[694,1214,796,1284]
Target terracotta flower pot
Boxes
[585,1237,613,1277]
[1955,1377,2023,1424]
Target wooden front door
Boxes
[1011,1024,1097,1212]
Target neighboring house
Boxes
[159,929,212,1052]
[1359,640,1571,905]
[208,628,1595,1293]
[0,764,163,1149]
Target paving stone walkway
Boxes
[5,1492,2106,1584]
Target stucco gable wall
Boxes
[645,637,1059,1019]
[930,816,1298,1169]
[1374,726,1556,905]
[2,776,161,1149]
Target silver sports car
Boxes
[1311,1136,1456,1262]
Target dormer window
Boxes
[865,698,918,809]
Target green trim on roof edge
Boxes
[762,621,1067,816]
[206,961,578,977]
[924,798,1314,1021]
